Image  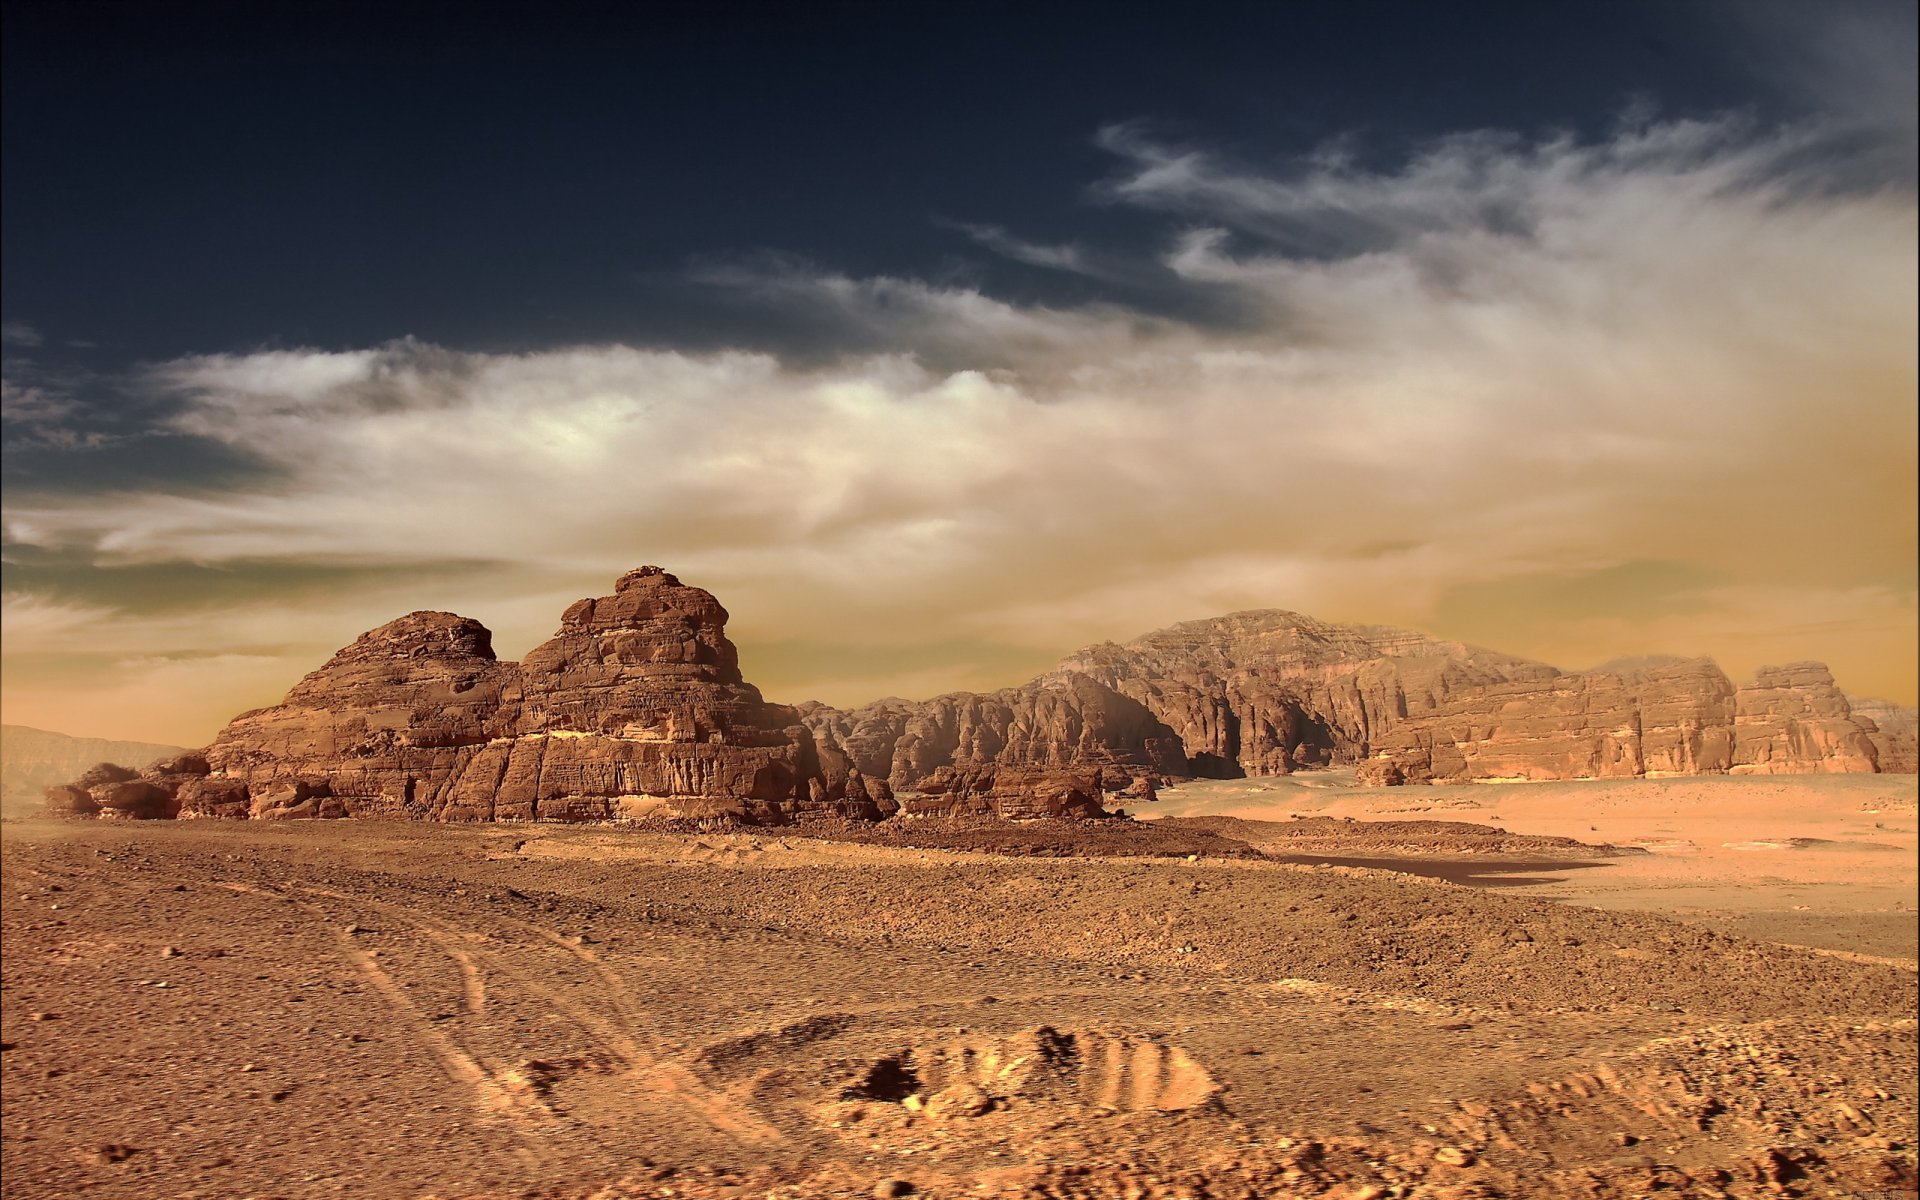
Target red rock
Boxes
[1355,759,1406,787]
[1848,696,1918,774]
[48,581,1898,822]
[202,610,515,817]
[42,784,99,817]
[165,569,819,825]
[798,672,1187,810]
[174,777,252,820]
[91,779,178,819]
[75,762,140,789]
[1731,663,1879,774]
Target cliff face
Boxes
[102,569,834,825]
[798,610,1902,791]
[1728,663,1879,775]
[47,579,1909,824]
[795,672,1187,816]
[1848,696,1919,775]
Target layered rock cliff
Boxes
[804,612,1911,786]
[47,577,1912,824]
[60,568,858,825]
[794,671,1187,816]
[1848,695,1919,775]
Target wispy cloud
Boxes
[0,320,43,348]
[950,221,1097,275]
[3,97,1914,737]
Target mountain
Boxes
[803,609,1914,788]
[36,569,1917,825]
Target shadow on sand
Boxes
[1262,855,1615,888]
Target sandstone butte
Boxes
[44,567,1920,824]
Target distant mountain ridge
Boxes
[802,607,1920,788]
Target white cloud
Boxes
[2,105,1914,721]
[0,321,43,348]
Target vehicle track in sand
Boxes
[289,881,789,1147]
[213,880,557,1168]
[4,818,1914,1200]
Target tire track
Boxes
[212,881,554,1168]
[295,884,785,1147]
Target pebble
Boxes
[872,1180,913,1199]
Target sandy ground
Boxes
[1136,773,1920,964]
[2,779,1917,1200]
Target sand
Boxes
[1136,772,1920,963]
[2,775,1916,1199]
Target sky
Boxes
[2,0,1915,746]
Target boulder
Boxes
[175,777,252,820]
[1356,759,1406,787]
[43,784,99,817]
[92,779,177,819]
[75,762,140,789]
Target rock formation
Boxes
[59,568,864,826]
[1848,695,1919,775]
[1,725,189,814]
[794,672,1187,813]
[807,613,1909,787]
[1729,663,1879,775]
[46,575,1912,824]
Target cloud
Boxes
[686,258,1177,372]
[950,222,1096,275]
[3,101,1915,735]
[1,321,43,348]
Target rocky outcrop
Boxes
[795,672,1187,815]
[48,580,1901,821]
[1036,614,1888,784]
[2,725,189,813]
[1848,695,1918,775]
[196,610,517,818]
[1359,657,1743,783]
[438,566,824,823]
[59,569,854,826]
[1728,663,1880,775]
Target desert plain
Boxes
[3,772,1915,1200]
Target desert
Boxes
[5,568,1917,1199]
[3,774,1915,1200]
[6,6,1916,1198]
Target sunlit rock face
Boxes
[1031,615,1898,783]
[47,575,1910,824]
[1729,663,1880,775]
[168,569,826,824]
[193,611,517,818]
[448,566,823,822]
